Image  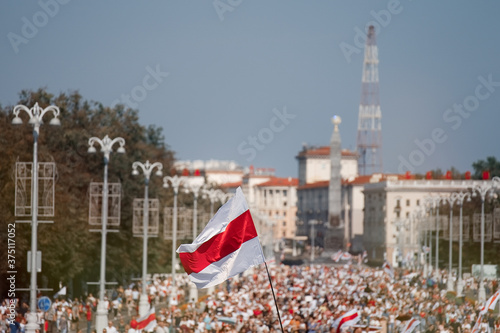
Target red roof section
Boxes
[256,177,299,187]
[220,181,242,188]
[297,180,329,190]
[344,173,415,185]
[296,146,358,158]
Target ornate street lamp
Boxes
[202,187,224,216]
[454,191,471,297]
[471,181,496,303]
[182,175,205,302]
[444,194,458,292]
[132,161,163,316]
[11,103,61,333]
[88,135,125,333]
[163,175,187,306]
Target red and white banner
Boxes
[331,250,342,262]
[136,307,157,332]
[383,261,394,279]
[471,313,482,333]
[177,187,265,289]
[333,309,360,333]
[401,318,420,333]
[340,252,352,261]
[480,290,500,315]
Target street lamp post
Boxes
[132,161,163,317]
[163,175,187,306]
[11,103,61,333]
[471,181,495,303]
[455,191,471,297]
[444,194,458,292]
[88,135,125,333]
[309,220,319,264]
[422,212,428,276]
[425,195,444,276]
[183,176,205,302]
[393,203,403,268]
[202,187,224,216]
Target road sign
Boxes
[38,296,51,312]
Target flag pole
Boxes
[263,261,285,333]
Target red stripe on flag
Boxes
[136,312,156,330]
[337,312,358,333]
[404,319,416,333]
[179,210,257,274]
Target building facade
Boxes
[363,179,486,267]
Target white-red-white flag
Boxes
[383,261,394,279]
[471,313,482,333]
[401,318,420,333]
[331,250,342,262]
[340,252,352,261]
[332,309,360,333]
[177,187,265,289]
[136,307,156,332]
[480,290,500,315]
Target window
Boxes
[283,221,286,227]
[406,212,410,218]
[406,199,410,206]
[416,199,420,206]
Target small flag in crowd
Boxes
[401,318,420,333]
[136,307,156,332]
[383,261,394,279]
[332,309,360,333]
[177,187,265,289]
[471,313,482,333]
[53,286,66,299]
[340,252,352,261]
[480,290,500,315]
[331,250,342,262]
[422,246,430,254]
[362,250,368,263]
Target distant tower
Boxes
[326,115,343,250]
[356,25,383,175]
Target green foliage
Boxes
[472,156,500,179]
[0,89,197,299]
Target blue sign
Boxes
[38,296,51,312]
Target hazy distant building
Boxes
[296,119,360,250]
[253,177,298,239]
[363,178,486,267]
[174,160,244,185]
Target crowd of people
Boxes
[1,263,499,333]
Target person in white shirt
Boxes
[106,321,118,333]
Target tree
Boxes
[0,89,188,299]
[472,156,500,179]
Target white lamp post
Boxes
[11,103,61,333]
[455,191,471,297]
[202,187,224,216]
[88,135,125,333]
[444,194,458,292]
[420,212,428,276]
[132,161,163,316]
[425,195,444,275]
[183,176,205,302]
[163,175,187,306]
[471,181,495,303]
[309,219,320,264]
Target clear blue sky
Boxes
[1,1,500,177]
